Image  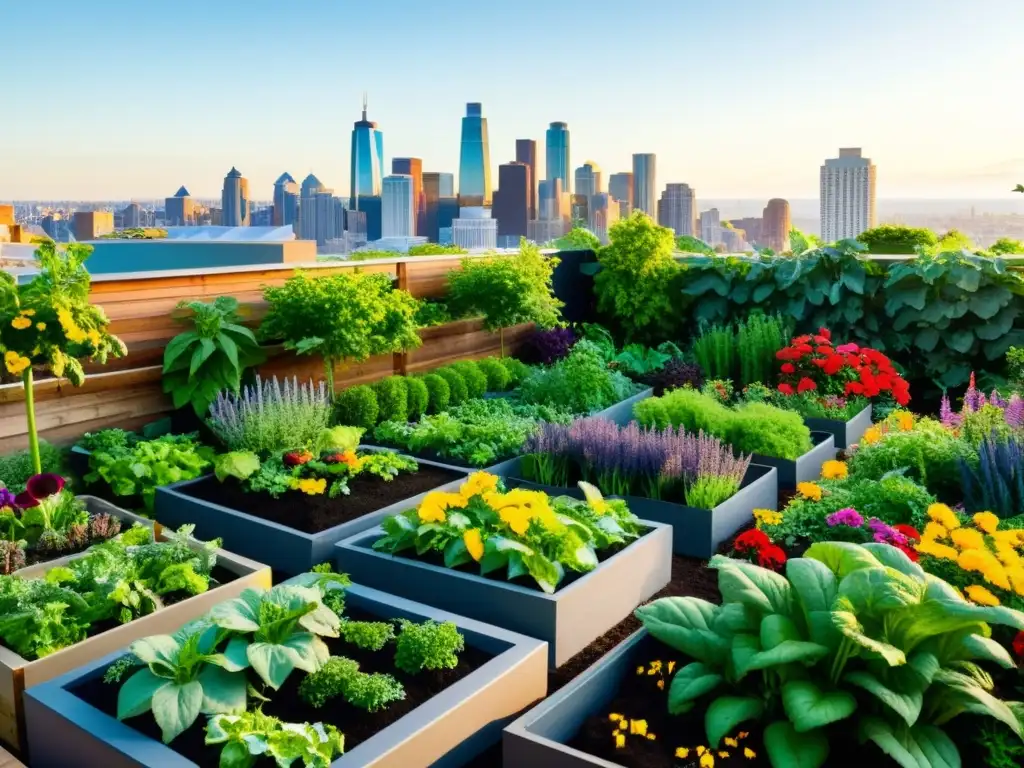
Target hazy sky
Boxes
[3,0,1023,201]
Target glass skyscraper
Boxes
[350,96,384,201]
[546,122,570,194]
[458,103,491,207]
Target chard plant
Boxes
[205,710,344,768]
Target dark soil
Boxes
[72,610,493,768]
[182,465,465,534]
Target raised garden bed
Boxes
[335,521,672,668]
[749,431,836,488]
[803,403,872,450]
[23,582,548,768]
[592,387,652,427]
[155,454,467,575]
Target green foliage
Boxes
[675,235,715,254]
[413,299,453,328]
[332,385,379,429]
[611,342,681,377]
[549,227,600,251]
[974,721,1024,768]
[420,373,450,414]
[475,357,511,392]
[0,441,64,494]
[935,228,974,251]
[988,237,1024,255]
[297,656,360,707]
[98,228,167,240]
[79,428,137,455]
[394,620,465,674]
[1008,346,1024,389]
[344,671,405,713]
[259,271,421,393]
[435,367,468,405]
[404,376,429,420]
[407,243,467,256]
[103,655,140,684]
[339,620,395,651]
[161,296,265,416]
[518,341,637,415]
[205,710,345,768]
[857,225,938,255]
[737,313,791,386]
[447,361,487,399]
[500,356,531,386]
[372,376,408,424]
[692,323,736,381]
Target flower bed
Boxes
[24,576,547,768]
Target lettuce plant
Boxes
[636,543,1024,768]
[205,710,344,768]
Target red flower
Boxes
[757,544,787,570]
[797,377,817,393]
[897,543,920,562]
[817,327,831,341]
[796,344,813,354]
[1013,631,1024,658]
[894,389,911,406]
[734,529,770,553]
[780,363,795,374]
[822,355,844,376]
[283,450,314,467]
[894,524,920,541]
[778,383,795,396]
[845,381,865,396]
[793,335,812,345]
[814,341,832,351]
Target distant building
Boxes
[458,103,492,207]
[382,174,415,238]
[392,158,425,236]
[762,198,791,251]
[699,208,722,246]
[515,139,538,219]
[608,172,633,218]
[452,207,497,250]
[351,95,384,200]
[221,167,250,227]
[360,196,383,242]
[121,203,142,229]
[546,122,571,194]
[165,186,196,226]
[437,197,459,244]
[820,148,876,241]
[657,183,697,237]
[41,213,71,241]
[632,154,656,219]
[574,161,602,198]
[273,173,299,230]
[423,171,455,242]
[729,217,764,245]
[528,179,570,242]
[493,161,531,247]
[299,173,343,246]
[588,192,619,245]
[721,227,749,252]
[73,210,114,240]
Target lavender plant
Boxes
[522,418,750,508]
[940,377,1024,446]
[206,375,331,453]
[959,435,1024,519]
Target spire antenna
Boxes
[362,92,368,120]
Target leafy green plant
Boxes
[474,357,511,392]
[692,323,735,381]
[297,656,360,707]
[611,342,681,377]
[675,235,715,254]
[413,299,453,328]
[549,227,600,251]
[332,385,379,429]
[857,225,938,255]
[447,361,487,399]
[344,671,406,713]
[394,620,465,674]
[737,313,791,386]
[339,620,395,651]
[79,428,137,455]
[518,341,637,414]
[402,377,427,420]
[0,441,63,493]
[372,376,408,423]
[989,238,1024,256]
[259,271,421,394]
[162,296,265,417]
[205,710,345,768]
[420,373,450,414]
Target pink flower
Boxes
[835,343,859,354]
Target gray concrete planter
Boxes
[24,583,548,768]
[504,629,651,768]
[508,462,778,558]
[591,387,652,426]
[750,431,836,489]
[0,497,270,754]
[335,522,672,668]
[155,454,468,576]
[803,403,873,450]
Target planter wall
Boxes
[24,583,548,768]
[508,462,778,559]
[504,629,648,768]
[155,454,468,575]
[590,387,652,426]
[803,404,873,450]
[750,431,836,489]
[0,499,270,754]
[335,522,672,668]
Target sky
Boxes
[2,0,1023,202]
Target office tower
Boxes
[699,208,722,246]
[762,198,791,251]
[657,183,697,237]
[820,148,877,241]
[121,203,142,229]
[546,122,570,193]
[574,161,602,198]
[729,217,764,245]
[272,172,299,230]
[588,193,619,245]
[392,158,425,236]
[437,197,460,244]
[299,173,343,246]
[493,161,531,247]
[515,139,538,219]
[608,172,634,218]
[528,179,570,243]
[382,175,415,238]
[360,197,383,242]
[221,167,250,227]
[351,95,385,201]
[423,171,455,242]
[165,185,195,226]
[458,103,492,207]
[632,155,656,218]
[72,211,114,240]
[452,207,497,250]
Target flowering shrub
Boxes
[941,374,1024,446]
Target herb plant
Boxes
[372,376,408,423]
[522,327,577,365]
[447,361,487,399]
[518,341,637,415]
[405,376,428,419]
[960,435,1024,518]
[692,322,735,381]
[394,620,464,674]
[474,357,512,392]
[736,313,790,386]
[436,367,468,405]
[339,620,395,651]
[0,441,64,494]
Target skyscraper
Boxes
[657,183,697,236]
[762,198,791,252]
[458,103,492,207]
[165,186,195,226]
[528,179,570,243]
[221,167,250,227]
[820,148,876,242]
[574,161,603,197]
[121,203,142,229]
[632,154,656,219]
[515,139,538,219]
[272,173,299,230]
[299,174,342,246]
[423,171,455,243]
[608,172,633,218]
[493,161,530,247]
[382,175,415,238]
[392,158,425,236]
[546,122,570,194]
[350,95,385,201]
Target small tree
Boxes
[856,225,937,255]
[0,242,125,473]
[446,239,562,356]
[549,227,600,252]
[259,271,421,394]
[674,235,714,254]
[988,237,1024,255]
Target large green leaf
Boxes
[844,670,923,726]
[763,720,829,768]
[705,695,764,748]
[946,329,974,354]
[859,544,926,580]
[216,332,240,370]
[804,542,881,579]
[709,555,793,616]
[117,667,169,720]
[913,328,940,352]
[760,614,802,649]
[634,597,728,664]
[197,664,247,715]
[781,680,857,732]
[163,331,198,370]
[737,639,831,677]
[667,662,722,714]
[858,717,961,768]
[961,634,1016,669]
[786,558,838,647]
[930,668,1024,737]
[152,679,203,743]
[189,337,217,377]
[832,596,906,665]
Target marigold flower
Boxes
[614,733,625,748]
[1008,567,1024,597]
[916,539,959,561]
[676,747,690,759]
[719,752,730,759]
[3,351,30,376]
[724,737,739,748]
[820,460,848,480]
[629,719,648,736]
[498,505,532,535]
[744,747,757,759]
[462,471,498,498]
[753,508,782,527]
[608,713,622,721]
[10,316,32,330]
[291,477,327,495]
[861,426,882,445]
[996,544,1021,568]
[927,503,960,530]
[636,665,645,674]
[700,753,715,768]
[965,584,1001,606]
[973,512,1000,534]
[35,322,46,331]
[647,733,657,741]
[922,521,947,542]
[894,411,914,431]
[796,482,823,501]
[19,308,35,317]
[463,528,484,561]
[951,528,985,552]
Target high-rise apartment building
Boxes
[299,173,343,246]
[699,208,722,246]
[423,172,455,243]
[515,139,538,219]
[493,161,531,247]
[392,158,425,236]
[588,192,620,245]
[382,175,415,238]
[608,172,634,218]
[574,161,602,198]
[632,154,656,219]
[165,186,196,226]
[546,122,570,194]
[221,167,250,227]
[528,179,570,243]
[351,96,384,201]
[72,211,114,240]
[452,207,497,250]
[762,198,791,251]
[272,173,299,230]
[458,103,492,207]
[657,183,697,237]
[820,148,876,242]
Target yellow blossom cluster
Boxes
[888,410,916,432]
[291,477,327,495]
[607,713,656,749]
[416,473,562,536]
[636,659,676,691]
[754,508,782,528]
[796,482,823,501]
[673,731,756,765]
[4,350,30,376]
[820,460,848,480]
[860,425,884,445]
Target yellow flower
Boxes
[676,747,690,759]
[1007,567,1024,597]
[608,713,623,721]
[19,308,35,317]
[744,747,757,759]
[636,665,645,675]
[696,746,706,755]
[724,738,739,748]
[498,505,533,535]
[648,660,662,674]
[951,528,985,552]
[461,471,498,498]
[894,411,915,431]
[291,477,326,495]
[667,660,676,673]
[657,679,665,690]
[821,460,848,480]
[754,508,782,527]
[922,521,948,542]
[614,732,625,749]
[973,512,1000,534]
[35,322,46,331]
[916,539,960,561]
[796,482,822,501]
[965,584,1001,606]
[647,733,657,741]
[927,503,960,530]
[719,752,730,759]
[57,307,88,343]
[87,329,102,346]
[418,491,464,523]
[629,719,648,737]
[10,316,32,330]
[463,528,484,561]
[996,544,1021,568]
[861,426,882,445]
[700,753,715,768]
[3,351,30,376]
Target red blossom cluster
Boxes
[892,524,921,562]
[775,328,910,406]
[733,529,786,571]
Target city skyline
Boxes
[2,0,1023,201]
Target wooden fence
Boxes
[0,256,531,451]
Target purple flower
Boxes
[826,508,865,528]
[990,389,1008,409]
[1006,395,1024,428]
[0,488,16,510]
[939,394,961,428]
[867,517,907,546]
[18,474,66,508]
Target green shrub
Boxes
[728,402,812,459]
[500,357,531,386]
[0,442,64,493]
[333,385,379,429]
[339,620,395,651]
[475,357,511,392]
[373,376,409,423]
[633,398,670,430]
[343,672,405,713]
[448,362,487,399]
[653,388,734,436]
[405,377,429,420]
[518,341,635,414]
[436,368,468,405]
[421,373,450,414]
[857,224,938,255]
[394,620,465,674]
